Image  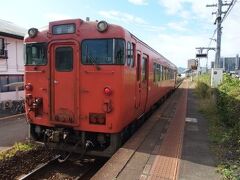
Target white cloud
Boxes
[99,10,146,25]
[99,10,166,34]
[128,0,148,5]
[144,25,166,32]
[158,0,183,15]
[158,0,213,23]
[43,13,72,22]
[145,33,210,67]
[167,21,188,32]
[179,10,191,19]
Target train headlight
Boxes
[96,21,108,32]
[28,28,38,38]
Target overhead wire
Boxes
[221,0,237,23]
[207,0,237,49]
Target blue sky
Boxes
[1,0,239,68]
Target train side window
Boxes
[157,64,161,81]
[55,47,73,72]
[141,55,148,82]
[131,43,135,67]
[137,54,141,81]
[127,42,131,66]
[159,65,162,81]
[162,67,165,80]
[115,39,125,64]
[153,63,156,82]
[166,68,168,80]
[167,68,169,80]
[165,68,167,80]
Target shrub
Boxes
[195,73,240,179]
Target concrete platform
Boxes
[92,80,221,180]
[178,83,220,180]
[0,114,28,151]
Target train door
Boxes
[50,41,79,126]
[135,52,149,113]
[141,54,149,112]
[135,52,141,109]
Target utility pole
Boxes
[207,0,234,68]
[215,0,222,68]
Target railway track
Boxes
[18,155,108,180]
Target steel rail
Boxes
[18,155,60,180]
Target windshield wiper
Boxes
[88,55,101,71]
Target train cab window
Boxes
[82,39,125,65]
[127,42,134,67]
[25,43,47,65]
[55,47,73,71]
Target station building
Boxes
[0,19,26,107]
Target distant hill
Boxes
[177,67,186,74]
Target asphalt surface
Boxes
[0,115,29,151]
[179,85,221,180]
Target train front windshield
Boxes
[25,43,47,65]
[82,39,125,65]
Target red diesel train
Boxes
[24,19,177,157]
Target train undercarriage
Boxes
[30,124,122,157]
[29,90,174,158]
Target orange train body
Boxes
[24,19,177,156]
